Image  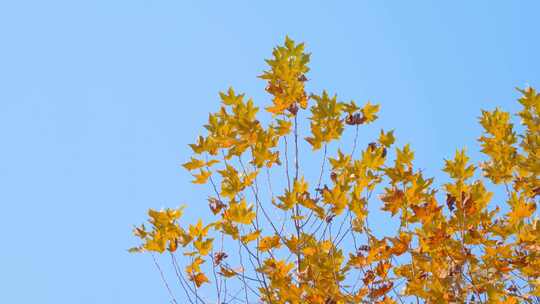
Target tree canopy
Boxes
[131,37,540,304]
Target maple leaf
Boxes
[194,237,213,256]
[378,129,395,147]
[360,101,380,123]
[219,87,245,106]
[306,91,345,150]
[258,235,281,251]
[192,169,211,184]
[219,266,239,278]
[443,149,475,181]
[274,119,292,136]
[241,230,261,244]
[380,188,405,216]
[507,192,536,225]
[223,198,256,225]
[189,272,209,287]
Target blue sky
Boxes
[1,1,539,303]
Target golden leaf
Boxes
[258,235,281,251]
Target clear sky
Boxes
[1,1,539,303]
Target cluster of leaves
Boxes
[131,37,540,303]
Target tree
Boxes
[131,37,540,303]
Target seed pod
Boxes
[325,214,335,223]
[287,103,299,115]
[214,252,228,265]
[208,197,226,215]
[345,114,355,125]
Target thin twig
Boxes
[169,253,196,304]
[151,253,179,304]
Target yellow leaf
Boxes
[395,144,414,168]
[508,192,536,224]
[189,272,209,287]
[258,235,281,251]
[219,266,238,278]
[219,87,244,106]
[378,129,395,147]
[192,169,211,184]
[361,101,380,123]
[302,247,316,256]
[189,219,211,238]
[443,149,475,181]
[194,237,213,256]
[274,119,292,136]
[182,157,205,171]
[380,188,405,216]
[223,198,256,225]
[241,230,261,244]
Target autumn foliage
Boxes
[131,37,540,303]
